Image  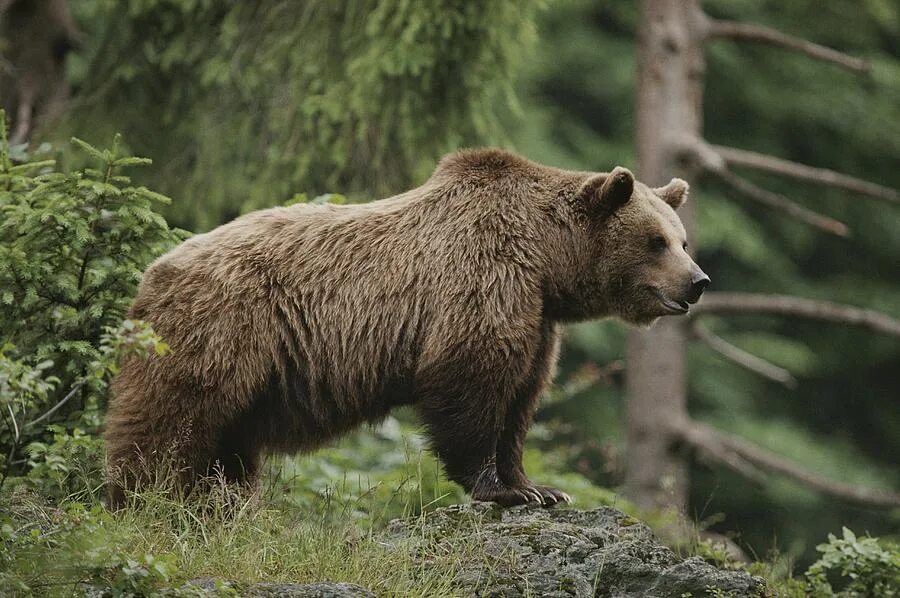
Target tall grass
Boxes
[2,451,490,596]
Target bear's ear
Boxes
[654,178,689,210]
[579,167,634,214]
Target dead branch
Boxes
[705,19,870,74]
[674,419,900,508]
[691,323,797,388]
[711,168,849,237]
[11,101,33,146]
[713,146,900,204]
[681,420,767,485]
[672,135,850,236]
[560,360,625,396]
[694,293,900,338]
[24,379,86,430]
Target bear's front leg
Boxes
[495,392,571,506]
[495,322,571,506]
[416,338,557,507]
[415,307,574,507]
[416,349,543,506]
[419,399,545,506]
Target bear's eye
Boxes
[649,235,668,252]
[682,241,688,251]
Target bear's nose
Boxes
[689,269,710,302]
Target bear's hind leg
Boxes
[105,381,222,508]
[105,413,213,508]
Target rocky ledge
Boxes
[385,502,767,597]
[182,503,767,597]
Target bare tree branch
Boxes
[691,323,797,388]
[705,20,870,74]
[712,146,900,204]
[24,379,86,430]
[672,135,850,236]
[694,293,900,338]
[5,404,19,441]
[674,419,900,508]
[10,101,33,146]
[712,167,849,237]
[560,360,624,396]
[696,444,768,486]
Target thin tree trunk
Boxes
[0,0,78,144]
[624,0,705,513]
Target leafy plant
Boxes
[805,527,900,597]
[0,110,179,490]
[0,495,186,596]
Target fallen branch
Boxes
[5,404,19,441]
[674,419,900,508]
[545,360,624,407]
[712,145,900,204]
[711,168,849,237]
[706,20,870,74]
[694,293,900,338]
[691,323,797,388]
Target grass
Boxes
[2,469,492,597]
[0,423,521,595]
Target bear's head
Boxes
[552,167,709,326]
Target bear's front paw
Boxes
[472,481,571,507]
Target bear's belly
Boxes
[245,361,417,455]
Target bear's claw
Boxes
[526,484,572,506]
[473,481,571,507]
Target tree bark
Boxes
[624,0,706,513]
[0,0,78,144]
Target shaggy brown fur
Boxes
[104,148,707,508]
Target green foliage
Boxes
[805,527,900,597]
[65,0,545,229]
[0,112,177,490]
[685,529,900,597]
[270,415,465,523]
[745,558,809,598]
[0,495,191,596]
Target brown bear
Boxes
[104,148,708,508]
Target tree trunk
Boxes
[624,0,705,513]
[0,0,78,144]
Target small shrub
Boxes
[805,527,900,597]
[0,110,179,491]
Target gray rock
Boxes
[241,582,375,597]
[185,578,374,597]
[384,502,768,597]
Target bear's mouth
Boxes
[650,287,690,314]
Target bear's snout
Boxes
[686,266,710,304]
